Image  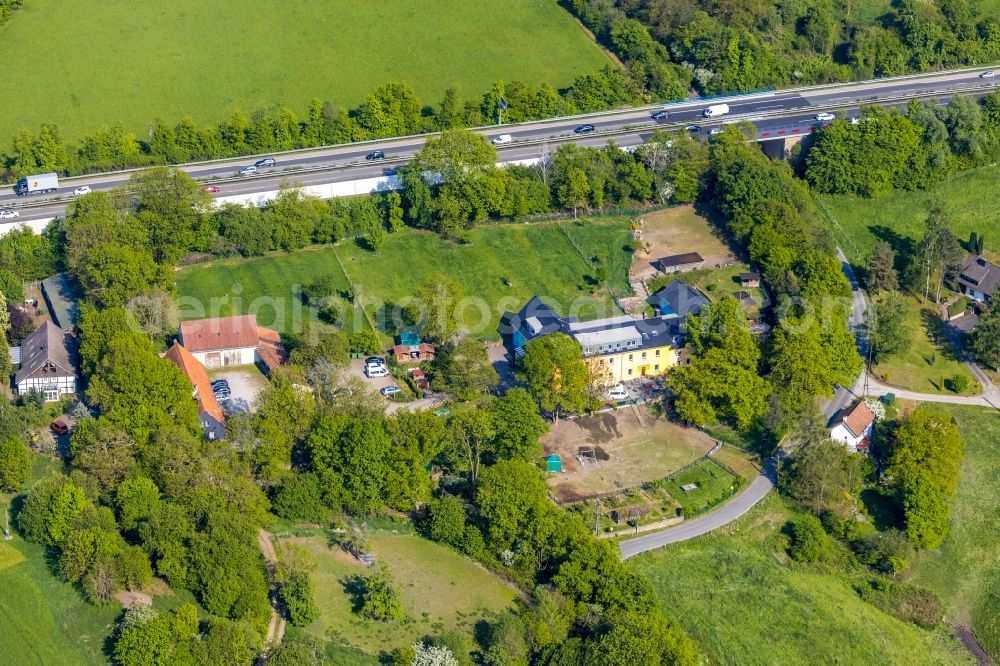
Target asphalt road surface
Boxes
[3,66,998,226]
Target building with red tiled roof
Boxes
[830,400,875,453]
[177,315,287,375]
[164,342,226,441]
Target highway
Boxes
[2,66,998,227]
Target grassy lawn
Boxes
[542,405,719,501]
[818,165,1000,265]
[909,406,1000,658]
[0,0,609,141]
[176,218,633,339]
[660,458,741,517]
[0,533,118,665]
[631,494,974,666]
[281,533,517,659]
[870,294,978,395]
[632,206,736,281]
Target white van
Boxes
[608,384,629,401]
[703,103,730,118]
[365,364,390,379]
[491,134,512,145]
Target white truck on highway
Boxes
[14,172,59,196]
[703,103,730,118]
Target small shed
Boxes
[739,272,761,288]
[544,454,563,473]
[655,252,705,274]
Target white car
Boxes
[380,386,402,397]
[491,134,512,145]
[0,209,19,220]
[73,185,92,195]
[815,112,836,122]
[608,384,629,401]
[365,364,389,379]
[981,71,996,79]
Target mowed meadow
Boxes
[0,0,610,140]
[175,218,634,338]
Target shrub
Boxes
[280,571,320,626]
[355,566,404,622]
[0,437,30,492]
[947,373,971,393]
[786,514,830,563]
[271,472,331,524]
[855,578,941,628]
[426,494,466,547]
[349,330,383,355]
[301,273,340,304]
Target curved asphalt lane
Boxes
[2,67,998,227]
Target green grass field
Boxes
[661,459,741,517]
[631,494,974,666]
[0,0,609,141]
[0,535,118,665]
[176,218,633,339]
[282,533,517,658]
[870,294,978,395]
[818,165,1000,265]
[909,406,1000,658]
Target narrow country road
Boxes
[619,461,777,559]
[618,247,997,560]
[258,529,287,648]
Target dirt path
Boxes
[258,529,287,648]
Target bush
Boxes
[786,515,830,563]
[426,495,466,547]
[851,528,912,575]
[271,472,331,524]
[349,330,383,355]
[301,273,340,304]
[947,373,971,393]
[0,437,30,492]
[972,588,1000,659]
[280,571,320,626]
[354,566,404,622]
[855,578,941,628]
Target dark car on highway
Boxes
[651,110,670,120]
[366,150,385,161]
[254,158,276,168]
[574,124,595,134]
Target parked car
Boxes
[708,128,722,136]
[0,209,19,220]
[238,165,257,176]
[214,391,231,402]
[380,386,402,397]
[365,150,385,161]
[203,185,221,193]
[211,379,229,391]
[73,185,92,196]
[608,384,629,401]
[574,124,595,134]
[651,110,670,120]
[814,112,836,122]
[50,420,70,436]
[981,71,996,79]
[365,357,386,367]
[365,364,390,378]
[254,157,277,167]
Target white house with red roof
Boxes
[830,401,876,453]
[178,314,287,373]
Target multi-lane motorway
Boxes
[2,66,997,226]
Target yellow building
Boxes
[502,297,692,387]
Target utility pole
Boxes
[497,96,507,126]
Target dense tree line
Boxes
[804,91,1000,196]
[2,67,645,180]
[564,0,1000,97]
[669,124,861,437]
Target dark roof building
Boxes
[500,296,570,351]
[649,280,711,321]
[14,321,77,401]
[957,255,1000,303]
[655,252,704,273]
[739,272,761,287]
[40,273,81,330]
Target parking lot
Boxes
[208,366,268,414]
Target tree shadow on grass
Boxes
[920,309,963,363]
[869,225,917,271]
[860,487,904,532]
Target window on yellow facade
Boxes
[628,369,633,376]
[628,354,633,361]
[642,352,646,359]
[655,349,660,357]
[655,364,659,371]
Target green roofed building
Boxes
[40,273,81,330]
